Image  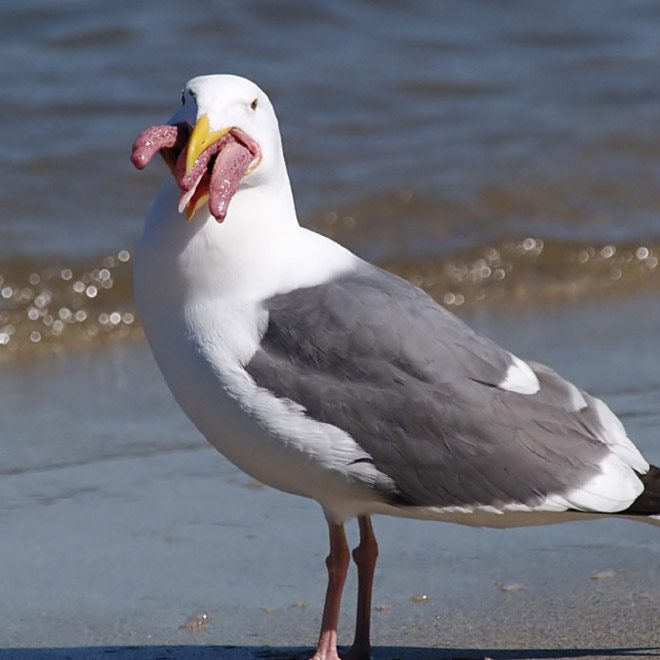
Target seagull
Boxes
[131,74,660,660]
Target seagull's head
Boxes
[131,74,285,223]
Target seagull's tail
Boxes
[621,465,660,528]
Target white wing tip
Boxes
[499,355,540,395]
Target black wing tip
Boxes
[623,464,660,516]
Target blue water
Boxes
[3,0,660,260]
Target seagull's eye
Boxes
[250,98,258,111]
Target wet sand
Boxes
[2,440,659,660]
[1,294,659,658]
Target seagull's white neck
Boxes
[135,173,358,311]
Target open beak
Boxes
[185,114,231,177]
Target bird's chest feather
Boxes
[138,293,373,506]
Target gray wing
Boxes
[245,264,611,510]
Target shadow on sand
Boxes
[1,646,659,660]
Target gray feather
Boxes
[245,264,610,510]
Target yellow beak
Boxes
[185,196,207,222]
[185,113,232,176]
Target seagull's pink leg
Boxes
[346,515,378,660]
[312,522,350,660]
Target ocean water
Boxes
[2,0,660,355]
[1,0,659,653]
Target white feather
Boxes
[589,396,649,473]
[565,381,588,411]
[498,354,540,395]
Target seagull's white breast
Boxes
[133,182,379,517]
